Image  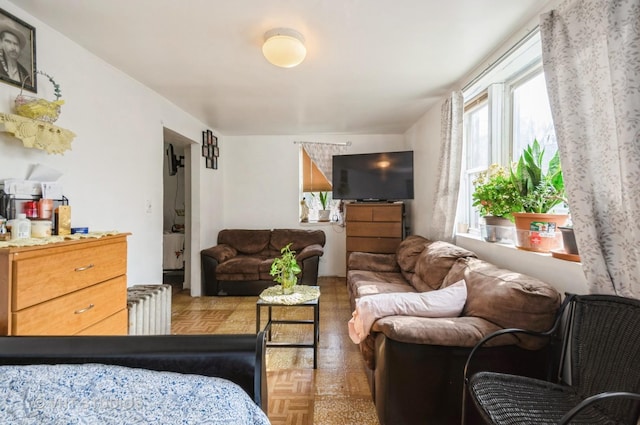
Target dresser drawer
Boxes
[12,239,127,311]
[76,309,128,335]
[346,204,403,222]
[11,276,127,335]
[346,236,402,253]
[346,222,402,237]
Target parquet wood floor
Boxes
[171,276,379,425]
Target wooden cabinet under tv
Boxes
[345,202,405,269]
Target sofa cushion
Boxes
[348,252,400,273]
[446,258,561,347]
[270,229,326,253]
[218,229,272,255]
[351,276,416,298]
[411,241,476,292]
[396,235,432,273]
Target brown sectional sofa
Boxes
[347,235,562,425]
[201,228,326,296]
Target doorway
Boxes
[162,128,191,293]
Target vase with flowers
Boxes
[472,163,520,242]
[269,243,301,295]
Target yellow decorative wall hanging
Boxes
[0,113,75,154]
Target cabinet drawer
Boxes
[346,204,403,222]
[346,237,402,253]
[12,239,127,310]
[12,276,126,335]
[76,309,128,335]
[346,222,402,237]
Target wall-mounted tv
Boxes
[332,151,414,201]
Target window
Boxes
[459,29,562,232]
[300,147,334,222]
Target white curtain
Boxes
[427,91,464,243]
[301,143,348,184]
[540,0,640,298]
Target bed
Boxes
[0,333,269,424]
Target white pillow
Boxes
[348,279,467,343]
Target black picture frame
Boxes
[202,129,219,169]
[0,8,36,93]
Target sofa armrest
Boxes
[348,252,399,272]
[201,244,238,263]
[296,243,324,262]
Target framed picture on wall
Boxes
[0,8,36,93]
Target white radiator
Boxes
[127,284,172,335]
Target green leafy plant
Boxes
[313,192,329,210]
[269,243,301,285]
[510,139,566,213]
[472,163,522,222]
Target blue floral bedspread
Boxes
[0,363,271,424]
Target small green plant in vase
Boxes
[313,192,331,222]
[472,163,522,223]
[269,243,301,295]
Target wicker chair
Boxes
[463,294,640,425]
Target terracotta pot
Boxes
[512,212,569,253]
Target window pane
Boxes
[512,72,557,164]
[465,104,490,169]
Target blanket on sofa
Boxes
[348,279,467,343]
[0,363,270,425]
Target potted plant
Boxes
[269,243,302,294]
[509,139,569,252]
[313,192,331,222]
[471,163,520,242]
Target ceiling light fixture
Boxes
[262,28,306,68]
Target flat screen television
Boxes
[332,151,414,201]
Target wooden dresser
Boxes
[345,203,405,267]
[0,233,129,335]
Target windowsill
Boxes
[299,221,343,227]
[456,231,581,262]
[455,232,588,295]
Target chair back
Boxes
[567,294,640,423]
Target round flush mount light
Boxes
[262,28,306,68]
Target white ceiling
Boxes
[13,0,546,135]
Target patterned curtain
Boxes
[427,91,464,243]
[301,143,348,185]
[540,0,640,298]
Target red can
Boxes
[23,201,38,218]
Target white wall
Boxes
[0,1,223,293]
[222,134,406,276]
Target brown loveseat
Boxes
[201,229,326,296]
[347,235,562,425]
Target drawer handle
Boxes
[75,264,95,272]
[74,304,95,314]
